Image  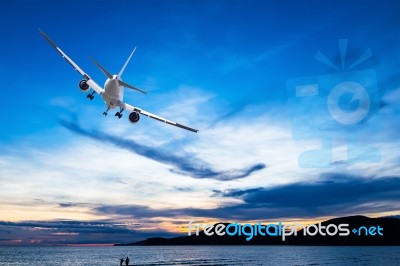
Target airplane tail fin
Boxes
[118,47,136,78]
[117,47,147,94]
[89,47,147,94]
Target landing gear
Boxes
[103,106,110,116]
[86,91,95,100]
[115,108,124,119]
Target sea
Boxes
[0,246,399,266]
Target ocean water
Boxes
[0,246,399,266]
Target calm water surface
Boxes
[0,246,399,266]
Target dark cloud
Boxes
[0,220,176,246]
[220,174,400,218]
[207,102,248,128]
[59,117,266,181]
[58,203,79,208]
[95,174,400,221]
[225,174,399,204]
[173,187,194,192]
[0,220,132,234]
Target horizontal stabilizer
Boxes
[118,80,147,94]
[89,57,113,79]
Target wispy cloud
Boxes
[59,117,266,181]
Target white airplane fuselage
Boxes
[102,75,124,109]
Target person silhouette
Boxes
[120,258,124,266]
[125,256,129,266]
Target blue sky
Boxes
[0,0,399,245]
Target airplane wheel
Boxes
[115,112,123,119]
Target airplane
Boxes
[39,30,198,133]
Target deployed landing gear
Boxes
[86,91,95,100]
[103,106,110,116]
[115,108,124,119]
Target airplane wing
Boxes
[39,29,104,95]
[118,101,199,133]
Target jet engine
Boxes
[128,111,140,124]
[79,80,90,92]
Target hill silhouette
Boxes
[115,216,399,246]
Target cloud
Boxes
[3,172,398,246]
[58,117,266,181]
[220,174,400,218]
[207,102,249,128]
[0,220,175,246]
[382,87,400,106]
[94,174,400,221]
